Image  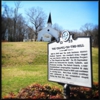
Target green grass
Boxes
[92,48,98,82]
[1,42,98,98]
[2,65,49,94]
[2,65,62,97]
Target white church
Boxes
[37,13,60,42]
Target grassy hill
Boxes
[2,42,47,66]
[1,42,98,97]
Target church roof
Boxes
[47,13,52,24]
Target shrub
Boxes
[3,83,63,99]
[70,82,99,99]
[3,82,99,99]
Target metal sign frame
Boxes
[48,31,93,88]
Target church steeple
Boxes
[47,13,52,27]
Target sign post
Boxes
[48,30,92,98]
[63,84,70,99]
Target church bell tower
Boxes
[47,13,52,27]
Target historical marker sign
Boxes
[48,31,92,88]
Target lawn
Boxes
[1,42,98,98]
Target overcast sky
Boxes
[2,1,98,31]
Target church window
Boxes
[47,29,50,31]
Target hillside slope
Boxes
[2,42,48,67]
[2,42,98,97]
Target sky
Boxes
[1,1,98,31]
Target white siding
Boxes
[37,26,59,42]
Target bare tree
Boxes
[53,23,63,38]
[13,1,21,41]
[2,4,14,41]
[2,2,22,41]
[80,23,98,47]
[26,7,46,41]
[53,23,63,31]
[92,25,98,47]
[16,15,26,41]
[1,16,7,40]
[69,30,83,39]
[2,4,13,18]
[80,23,94,36]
